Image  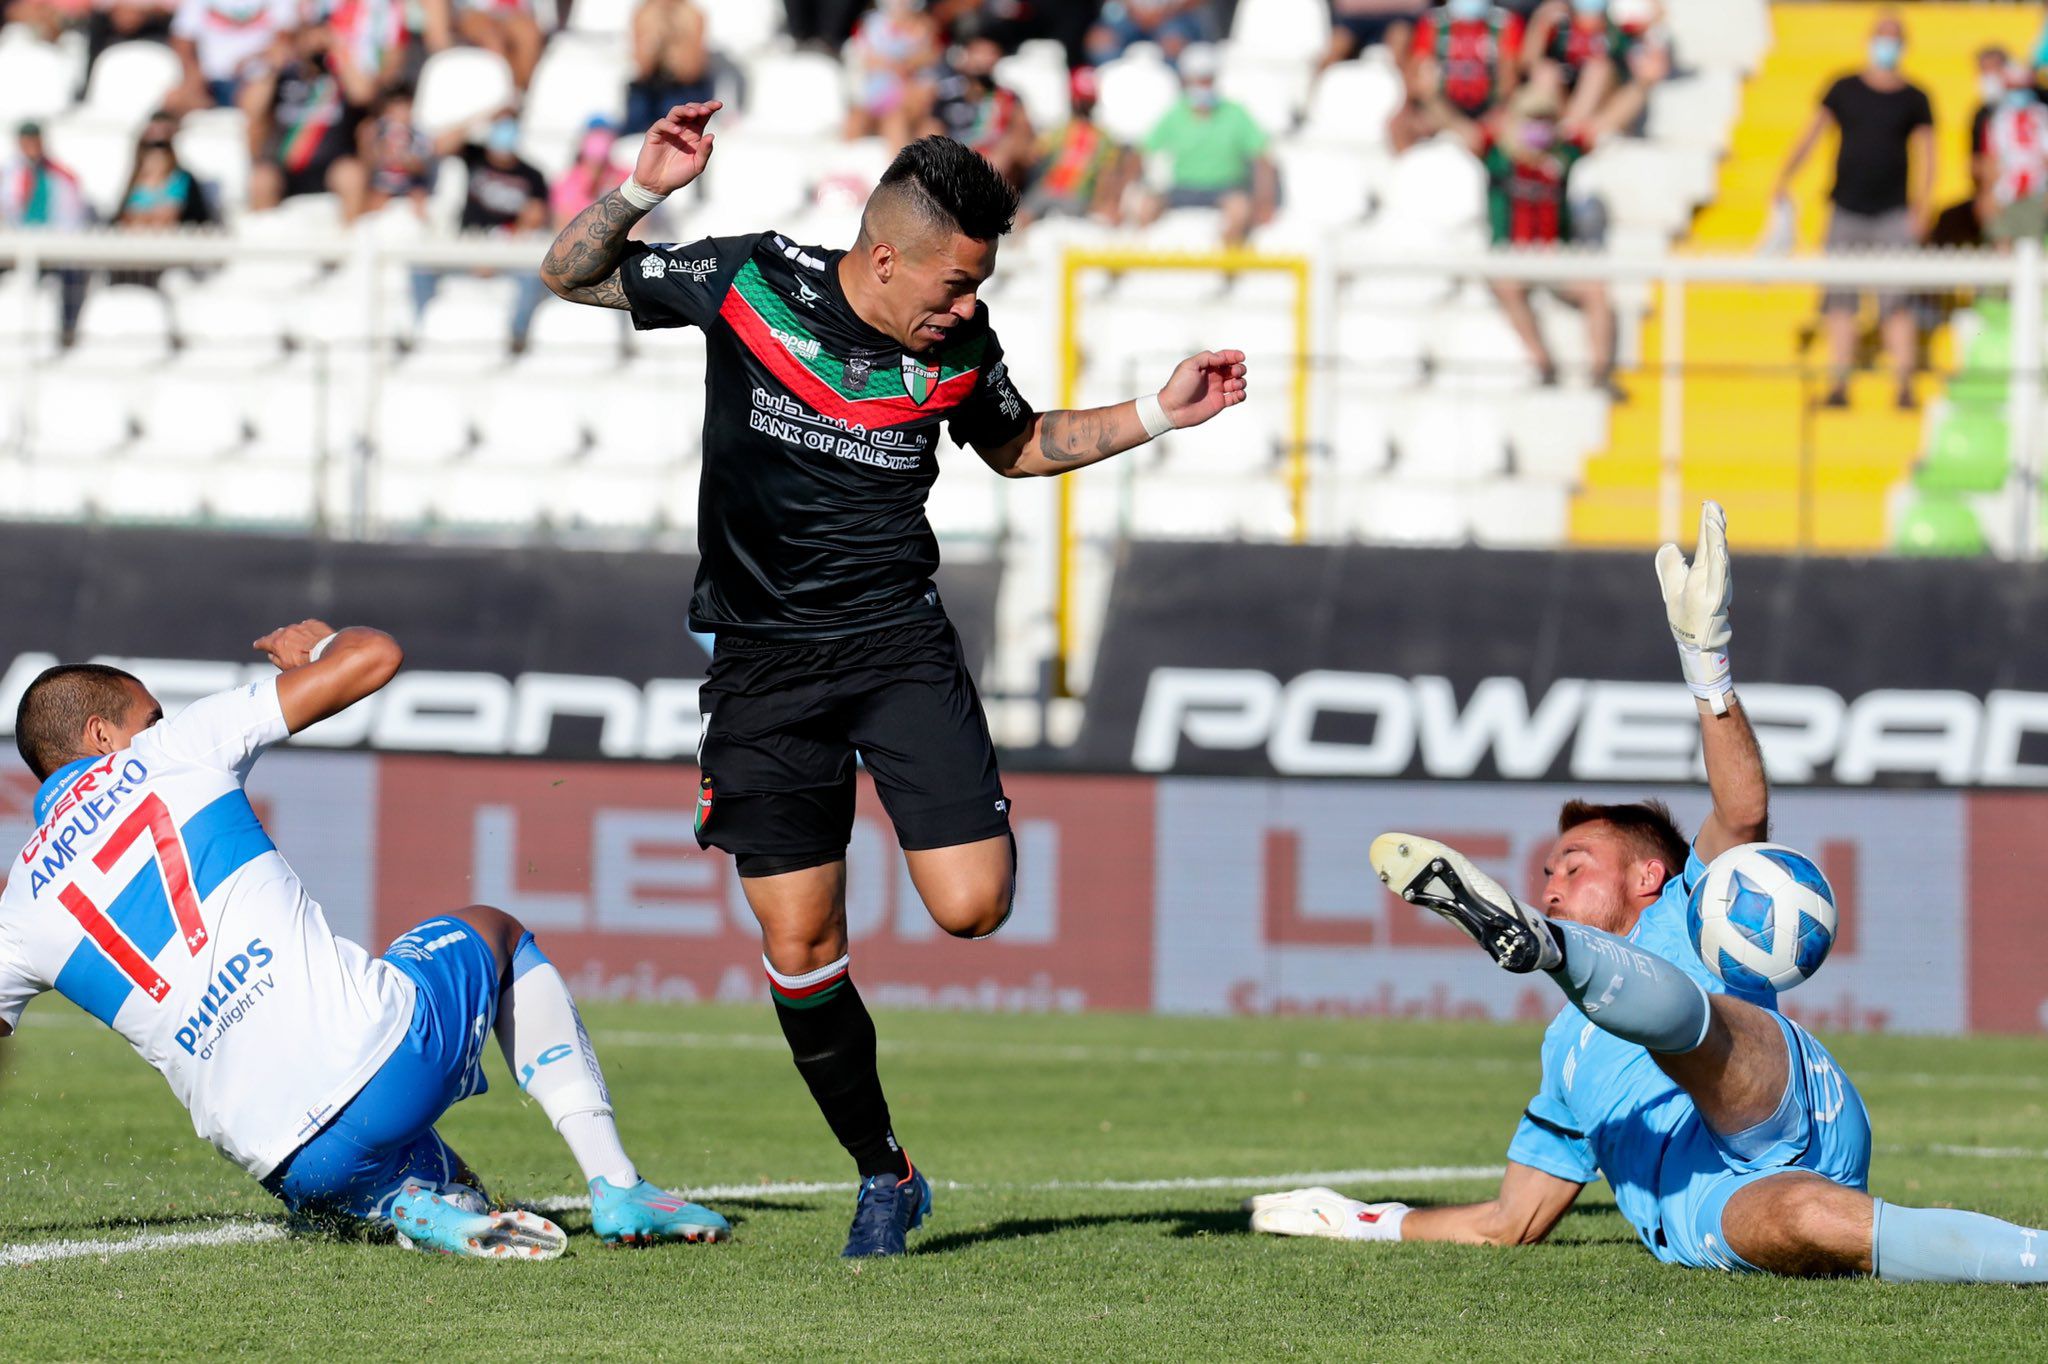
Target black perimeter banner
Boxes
[1073,542,2048,787]
[0,523,1001,762]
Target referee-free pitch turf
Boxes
[2,1002,2045,1362]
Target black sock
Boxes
[768,963,910,1180]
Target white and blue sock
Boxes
[1546,919,1712,1055]
[1873,1200,2048,1283]
[496,933,638,1188]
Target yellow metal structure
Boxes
[1054,248,1313,695]
[1571,2,2035,552]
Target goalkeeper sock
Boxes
[496,933,637,1188]
[768,955,911,1180]
[1546,919,1712,1054]
[1872,1200,2048,1283]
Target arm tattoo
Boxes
[1038,408,1123,464]
[539,188,644,310]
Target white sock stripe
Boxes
[761,954,851,991]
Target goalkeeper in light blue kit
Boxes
[1252,503,2048,1283]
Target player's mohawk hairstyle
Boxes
[875,135,1018,241]
[15,663,141,781]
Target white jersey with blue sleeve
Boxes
[0,677,416,1179]
[1505,848,1778,1249]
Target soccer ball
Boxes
[1686,843,1838,993]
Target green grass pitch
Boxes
[2,1001,2045,1361]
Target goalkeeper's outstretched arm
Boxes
[1655,500,1769,862]
[974,349,1247,478]
[1398,1162,1584,1247]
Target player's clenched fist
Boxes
[252,618,339,672]
[634,100,722,195]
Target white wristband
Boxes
[1675,641,1732,714]
[1346,1202,1410,1242]
[619,178,668,211]
[1136,391,1174,440]
[308,632,340,663]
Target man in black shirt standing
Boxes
[539,103,1248,1258]
[1775,10,1933,410]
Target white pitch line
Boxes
[0,1220,285,1267]
[524,1164,1506,1215]
[1924,1143,2048,1161]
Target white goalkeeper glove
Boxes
[1654,499,1733,714]
[1245,1187,1409,1242]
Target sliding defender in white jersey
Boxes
[1,620,730,1258]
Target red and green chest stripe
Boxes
[719,260,986,430]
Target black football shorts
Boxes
[693,616,1012,859]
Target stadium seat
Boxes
[741,52,847,138]
[1892,495,1988,556]
[69,41,183,132]
[246,367,326,464]
[1428,305,1540,392]
[375,369,476,464]
[428,459,562,526]
[1646,73,1741,158]
[473,374,591,466]
[415,48,517,135]
[70,285,174,362]
[1469,477,1569,548]
[0,32,79,128]
[1661,0,1769,75]
[36,120,135,217]
[1269,144,1377,227]
[1334,305,1427,389]
[1379,138,1485,234]
[996,50,1074,133]
[522,297,629,372]
[201,456,318,525]
[1916,409,2009,494]
[697,134,813,221]
[410,278,518,367]
[1219,55,1306,138]
[1342,478,1471,544]
[27,364,139,459]
[1326,391,1395,475]
[1504,389,1608,482]
[525,36,629,143]
[1128,472,1294,539]
[1226,0,1328,65]
[566,0,632,36]
[141,367,252,460]
[696,0,782,55]
[551,462,671,530]
[1392,395,1509,481]
[174,107,253,217]
[925,464,1002,540]
[1095,54,1180,146]
[1300,57,1403,151]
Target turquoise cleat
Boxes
[389,1183,567,1260]
[589,1177,732,1247]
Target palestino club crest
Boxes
[845,354,873,389]
[901,354,940,406]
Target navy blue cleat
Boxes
[841,1163,932,1258]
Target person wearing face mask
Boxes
[1136,41,1275,246]
[1976,65,2048,247]
[1774,11,1933,411]
[550,118,627,226]
[1409,0,1524,123]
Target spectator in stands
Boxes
[358,85,434,216]
[1321,0,1424,73]
[786,0,865,52]
[410,109,549,343]
[1392,0,1522,150]
[1774,10,1933,410]
[245,27,372,218]
[1088,0,1209,66]
[87,0,180,74]
[167,0,302,114]
[0,120,91,342]
[1018,65,1133,227]
[1433,53,1658,395]
[1978,65,2048,247]
[1136,42,1274,247]
[1971,45,2014,165]
[450,0,543,92]
[1520,0,1647,137]
[114,132,199,228]
[923,21,1035,187]
[326,0,422,100]
[933,0,1097,65]
[550,117,625,224]
[845,0,940,148]
[627,0,714,135]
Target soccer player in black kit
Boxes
[541,102,1248,1257]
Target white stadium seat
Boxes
[741,52,849,138]
[1094,53,1180,146]
[525,37,629,144]
[415,48,517,135]
[1226,0,1328,65]
[1344,479,1470,544]
[70,285,174,361]
[0,33,80,128]
[696,0,782,55]
[70,41,183,131]
[995,51,1073,132]
[140,367,252,460]
[375,369,476,465]
[1219,56,1305,138]
[1380,137,1486,234]
[1393,395,1510,482]
[1469,477,1570,548]
[1301,56,1403,150]
[36,120,134,217]
[472,374,590,466]
[201,456,319,524]
[567,0,633,36]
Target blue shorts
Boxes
[261,917,502,1219]
[1648,1013,1873,1271]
